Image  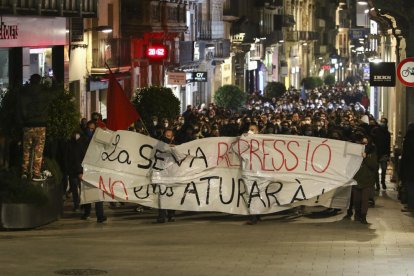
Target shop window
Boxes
[0,49,9,92]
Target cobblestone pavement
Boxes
[1,181,414,276]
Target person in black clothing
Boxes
[156,128,176,223]
[77,120,106,223]
[352,134,378,224]
[182,105,197,125]
[401,123,414,212]
[372,117,391,190]
[66,130,84,211]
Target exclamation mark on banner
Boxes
[315,188,325,204]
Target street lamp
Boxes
[357,1,368,5]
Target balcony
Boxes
[286,31,319,42]
[198,20,225,40]
[121,0,187,37]
[197,40,231,62]
[92,38,131,69]
[0,0,97,17]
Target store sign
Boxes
[192,72,207,82]
[349,28,368,40]
[369,62,396,87]
[146,45,168,60]
[232,33,245,43]
[0,17,18,40]
[0,17,65,47]
[168,72,186,85]
[248,60,258,70]
[322,65,331,70]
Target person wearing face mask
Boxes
[162,118,169,129]
[178,116,185,126]
[148,116,159,138]
[79,121,107,223]
[280,121,291,134]
[156,128,176,223]
[313,120,327,138]
[200,124,211,138]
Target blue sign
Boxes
[349,28,368,40]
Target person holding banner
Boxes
[79,120,107,223]
[352,134,378,224]
[245,124,262,225]
[156,128,176,223]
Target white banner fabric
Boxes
[81,128,363,215]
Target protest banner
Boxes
[81,128,364,215]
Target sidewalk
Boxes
[1,181,414,276]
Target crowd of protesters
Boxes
[72,84,398,224]
[133,86,376,144]
[125,84,391,224]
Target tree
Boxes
[46,87,80,142]
[324,74,336,86]
[132,86,180,125]
[301,77,318,90]
[213,84,246,110]
[314,77,324,88]
[264,82,286,99]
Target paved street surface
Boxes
[1,181,414,276]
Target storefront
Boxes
[0,16,66,90]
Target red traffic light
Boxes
[146,45,168,60]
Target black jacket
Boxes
[372,126,391,157]
[401,124,414,182]
[19,84,53,127]
[66,134,92,176]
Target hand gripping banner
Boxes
[81,128,364,215]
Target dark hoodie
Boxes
[19,83,53,127]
